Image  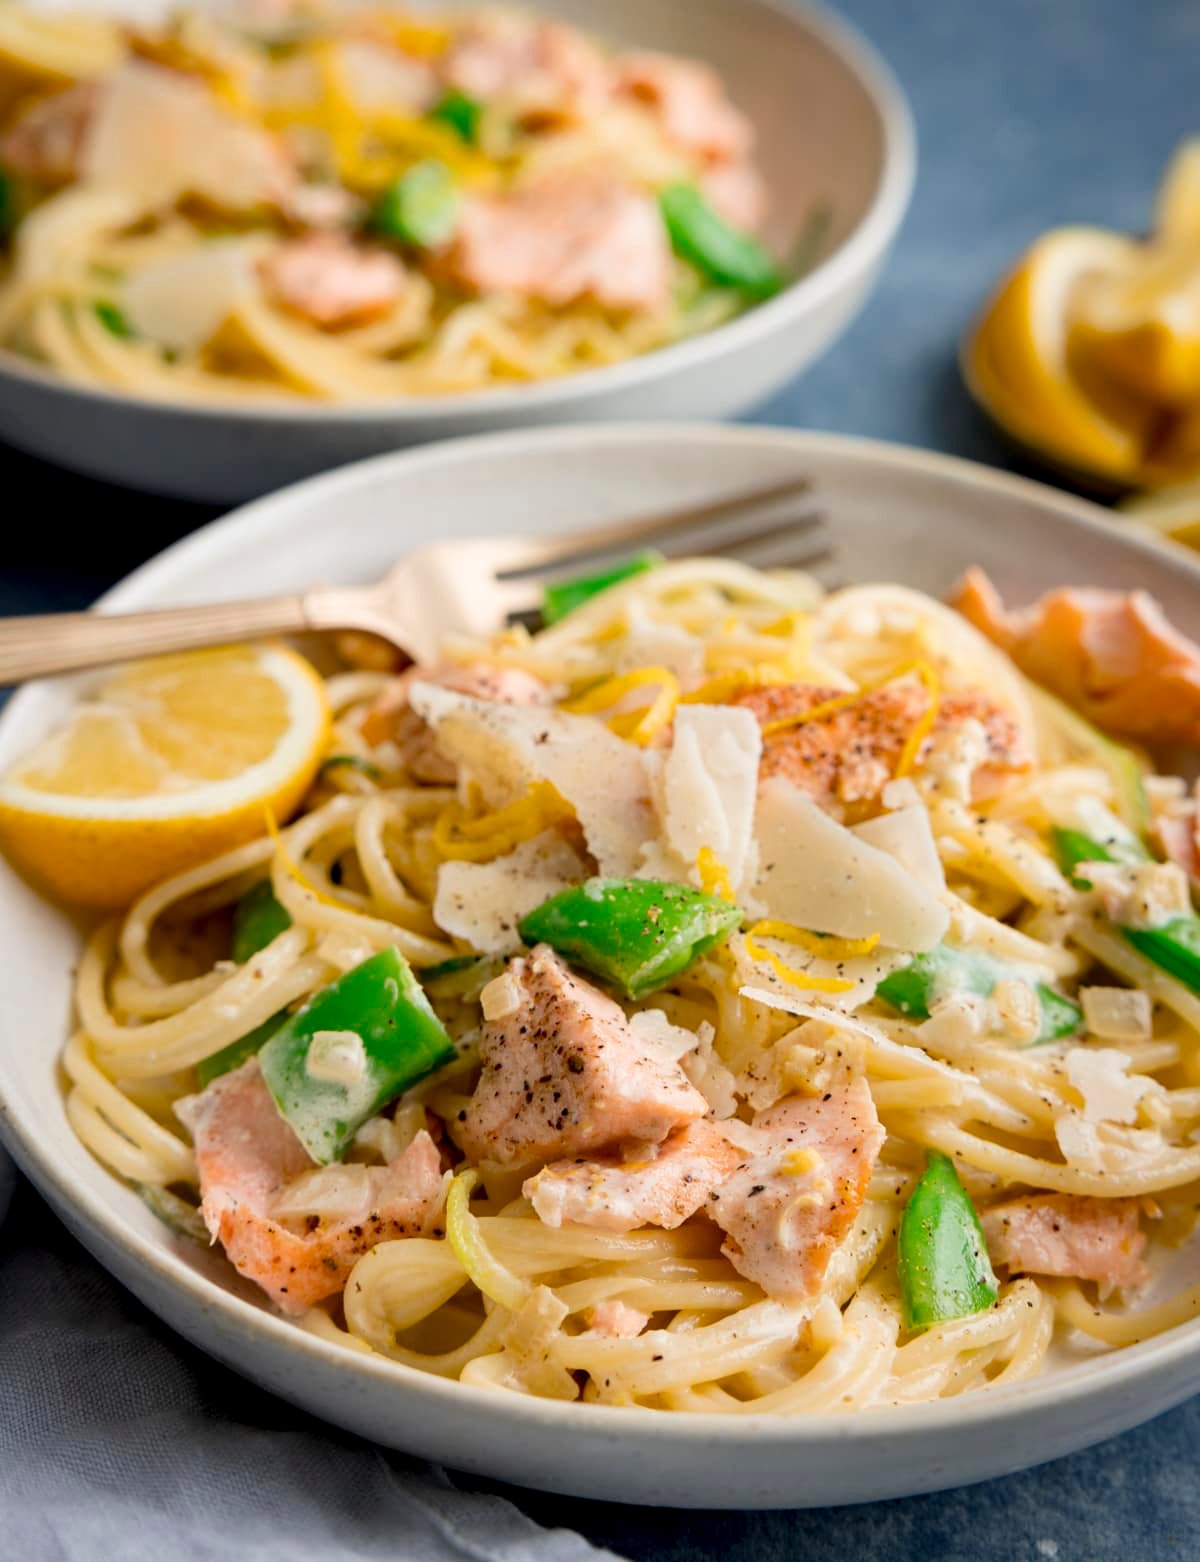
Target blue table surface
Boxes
[4,0,1200,1554]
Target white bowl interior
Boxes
[9,426,1200,1507]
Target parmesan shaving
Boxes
[433,831,585,955]
[657,704,760,892]
[754,779,949,952]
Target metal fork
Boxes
[0,476,828,685]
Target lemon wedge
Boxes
[967,227,1152,481]
[0,644,330,908]
[1156,139,1200,247]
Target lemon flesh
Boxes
[0,644,330,909]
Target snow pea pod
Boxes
[898,1151,997,1332]
[427,88,482,143]
[518,877,742,1000]
[231,878,292,964]
[1051,828,1200,993]
[372,159,459,247]
[876,944,1081,1043]
[542,551,660,625]
[259,946,455,1164]
[659,183,782,298]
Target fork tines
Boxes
[498,475,831,584]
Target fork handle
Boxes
[0,594,310,684]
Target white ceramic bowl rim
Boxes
[4,421,1200,1452]
[0,0,916,423]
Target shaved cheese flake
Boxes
[659,705,760,892]
[1066,1048,1152,1125]
[411,683,655,877]
[852,803,946,891]
[122,237,265,352]
[754,779,949,952]
[1054,1110,1103,1172]
[434,831,585,955]
[84,62,284,210]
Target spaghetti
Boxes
[43,559,1200,1413]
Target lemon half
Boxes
[0,644,330,909]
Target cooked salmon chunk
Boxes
[981,1193,1147,1289]
[0,82,99,183]
[177,1059,445,1314]
[447,172,672,312]
[708,1081,884,1300]
[616,51,752,162]
[525,1120,742,1231]
[261,234,411,328]
[951,566,1200,744]
[588,1299,650,1337]
[456,946,707,1166]
[361,662,550,780]
[731,682,1030,808]
[441,16,613,115]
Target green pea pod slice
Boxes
[518,877,742,1000]
[197,1012,286,1087]
[542,551,660,625]
[876,944,1080,1043]
[232,879,292,964]
[427,88,482,143]
[1123,914,1200,995]
[258,945,455,1163]
[659,183,782,298]
[898,1151,998,1332]
[372,159,459,247]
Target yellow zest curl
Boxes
[696,847,734,902]
[261,806,347,911]
[894,661,942,778]
[563,666,680,746]
[743,924,855,995]
[749,919,880,961]
[432,781,572,863]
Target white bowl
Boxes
[5,425,1200,1509]
[0,0,914,504]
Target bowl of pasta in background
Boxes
[0,0,914,503]
[3,422,1200,1508]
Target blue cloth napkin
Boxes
[0,1175,617,1562]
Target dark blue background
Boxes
[4,0,1199,1554]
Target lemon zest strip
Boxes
[750,919,880,961]
[696,847,735,902]
[432,781,571,863]
[563,666,681,746]
[262,805,348,912]
[743,924,855,995]
[894,661,942,778]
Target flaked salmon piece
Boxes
[447,172,672,313]
[951,566,1200,744]
[176,1060,445,1314]
[731,682,1030,808]
[588,1299,650,1337]
[616,51,753,162]
[1156,785,1200,882]
[260,234,411,329]
[981,1193,1147,1289]
[456,945,707,1167]
[700,160,768,233]
[525,1120,742,1231]
[441,16,613,116]
[708,1081,884,1301]
[360,662,550,780]
[0,82,99,184]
